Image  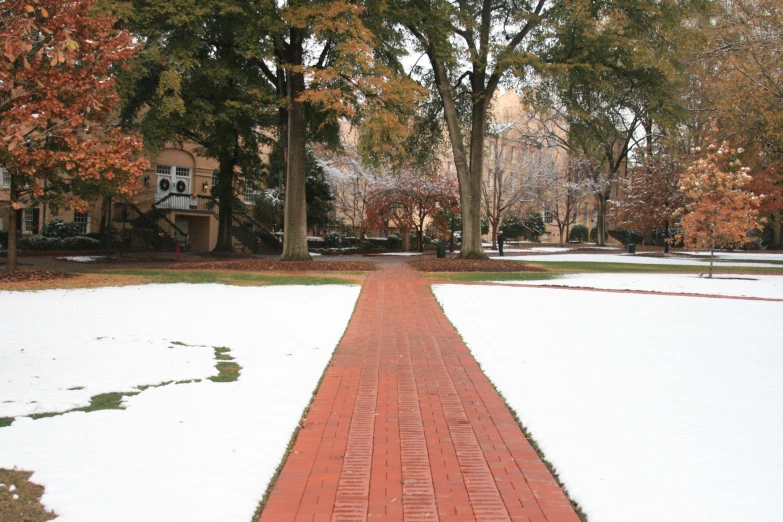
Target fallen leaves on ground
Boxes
[165,260,377,272]
[408,259,546,272]
[0,269,77,283]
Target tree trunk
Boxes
[596,196,607,246]
[213,154,236,252]
[7,198,17,272]
[709,239,715,279]
[430,59,486,260]
[281,62,311,261]
[772,212,782,250]
[490,219,498,250]
[401,226,410,251]
[558,223,566,246]
[417,227,424,252]
[664,220,670,254]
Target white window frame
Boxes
[243,180,258,205]
[73,211,90,234]
[543,208,554,225]
[22,208,35,234]
[0,167,10,189]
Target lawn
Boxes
[433,284,783,522]
[0,283,360,522]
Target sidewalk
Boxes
[259,263,581,522]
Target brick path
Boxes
[259,263,581,522]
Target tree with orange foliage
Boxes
[679,142,762,278]
[0,0,147,271]
[367,171,458,252]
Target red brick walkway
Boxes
[259,264,581,522]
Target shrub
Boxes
[608,228,643,245]
[386,233,402,250]
[61,236,102,250]
[41,219,82,239]
[521,212,545,241]
[500,214,525,239]
[0,231,7,248]
[569,224,589,242]
[323,231,344,248]
[18,236,63,251]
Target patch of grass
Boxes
[0,469,57,522]
[429,272,561,283]
[85,269,361,286]
[29,391,136,421]
[1,343,239,427]
[525,261,783,275]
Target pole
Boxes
[449,214,455,253]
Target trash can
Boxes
[436,244,447,258]
[627,244,636,254]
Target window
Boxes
[22,208,37,234]
[543,208,554,225]
[244,180,258,204]
[73,211,89,234]
[0,167,10,189]
[156,164,171,177]
[212,170,219,188]
[176,166,191,178]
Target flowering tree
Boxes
[613,153,686,253]
[0,0,147,271]
[679,142,762,278]
[367,171,459,252]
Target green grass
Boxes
[525,261,783,274]
[429,272,561,283]
[1,343,241,427]
[79,269,359,286]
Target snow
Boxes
[433,284,783,522]
[0,284,360,522]
[499,252,782,267]
[486,247,573,254]
[499,273,783,299]
[55,256,104,263]
[366,252,423,256]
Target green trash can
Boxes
[436,244,447,258]
[627,243,636,254]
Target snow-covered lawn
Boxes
[500,252,782,267]
[433,284,783,522]
[485,246,573,254]
[496,273,783,299]
[366,252,423,256]
[55,256,105,263]
[0,283,360,522]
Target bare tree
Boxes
[482,127,556,248]
[315,144,378,238]
[533,156,595,245]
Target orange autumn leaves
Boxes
[678,142,762,250]
[0,0,148,209]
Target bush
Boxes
[323,231,344,248]
[569,224,589,242]
[386,233,402,250]
[17,235,102,251]
[41,219,82,239]
[521,212,545,241]
[608,229,643,245]
[360,238,387,250]
[61,236,102,250]
[501,215,526,239]
[0,230,7,248]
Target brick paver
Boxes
[259,263,581,522]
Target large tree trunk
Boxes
[430,59,486,260]
[773,212,782,250]
[558,223,566,246]
[664,220,670,254]
[281,37,310,262]
[401,226,410,251]
[213,154,236,252]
